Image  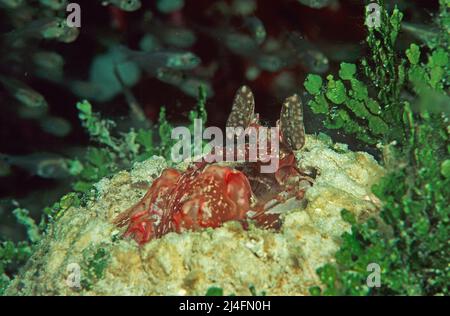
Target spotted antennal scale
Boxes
[226,85,256,129]
[280,94,305,151]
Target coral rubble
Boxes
[5,135,383,295]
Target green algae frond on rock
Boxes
[5,135,384,295]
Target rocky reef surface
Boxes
[5,135,384,295]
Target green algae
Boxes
[308,0,449,296]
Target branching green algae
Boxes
[308,0,449,296]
